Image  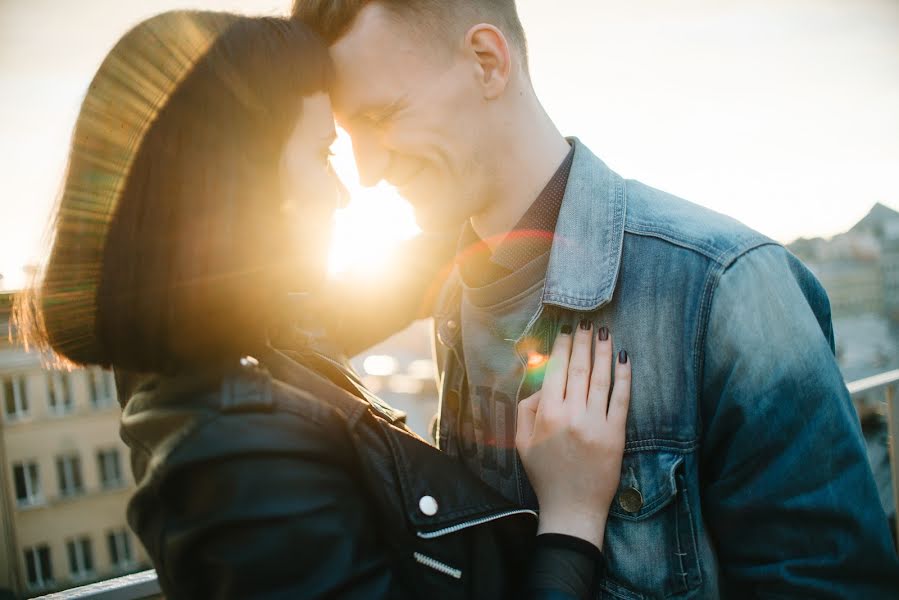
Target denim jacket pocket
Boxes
[601,449,702,599]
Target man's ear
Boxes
[465,24,512,100]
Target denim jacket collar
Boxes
[435,138,627,348]
[541,137,627,311]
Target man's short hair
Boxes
[292,0,528,69]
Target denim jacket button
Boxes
[437,320,459,346]
[419,495,439,516]
[618,487,644,513]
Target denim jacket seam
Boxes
[541,293,607,308]
[624,222,775,268]
[625,439,698,453]
[693,263,723,447]
[624,222,726,260]
[692,241,781,443]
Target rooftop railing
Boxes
[30,570,161,600]
[31,369,899,599]
[847,368,899,544]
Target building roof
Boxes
[850,202,899,238]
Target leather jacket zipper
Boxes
[416,509,537,540]
[413,552,462,579]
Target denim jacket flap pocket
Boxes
[603,449,702,596]
[609,450,683,522]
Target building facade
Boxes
[0,293,149,598]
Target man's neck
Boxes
[469,103,571,252]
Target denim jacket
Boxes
[432,139,899,599]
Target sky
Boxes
[1,0,898,289]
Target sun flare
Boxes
[327,128,421,278]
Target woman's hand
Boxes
[516,321,631,550]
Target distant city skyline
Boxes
[1,0,898,289]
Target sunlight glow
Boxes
[327,128,420,278]
[527,352,548,369]
[362,354,399,377]
[0,265,26,292]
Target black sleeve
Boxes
[527,533,604,600]
[127,405,396,599]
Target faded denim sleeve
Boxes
[700,244,899,598]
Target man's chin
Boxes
[412,205,467,235]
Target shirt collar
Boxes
[456,143,574,286]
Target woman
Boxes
[17,11,631,599]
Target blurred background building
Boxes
[0,293,150,598]
[789,203,899,382]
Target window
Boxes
[66,537,94,579]
[56,454,84,497]
[89,369,116,408]
[107,529,134,568]
[3,376,28,420]
[97,449,123,489]
[13,462,42,506]
[48,372,73,414]
[24,545,53,588]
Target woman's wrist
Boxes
[537,507,607,550]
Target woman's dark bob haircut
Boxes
[15,11,333,373]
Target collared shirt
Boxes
[457,143,575,287]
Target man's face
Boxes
[330,4,488,233]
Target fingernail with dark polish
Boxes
[560,324,572,335]
[618,350,629,364]
[579,319,592,331]
[598,327,609,341]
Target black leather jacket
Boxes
[117,345,598,599]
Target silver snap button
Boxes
[240,356,259,367]
[419,495,439,516]
[446,319,458,330]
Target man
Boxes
[294,1,899,596]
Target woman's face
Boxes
[280,92,340,288]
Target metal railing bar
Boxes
[846,369,899,395]
[30,570,160,600]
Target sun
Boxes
[327,128,421,278]
[0,262,27,292]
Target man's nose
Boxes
[352,133,391,187]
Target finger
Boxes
[516,392,540,447]
[564,319,594,411]
[586,327,614,421]
[538,325,573,415]
[607,349,632,429]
